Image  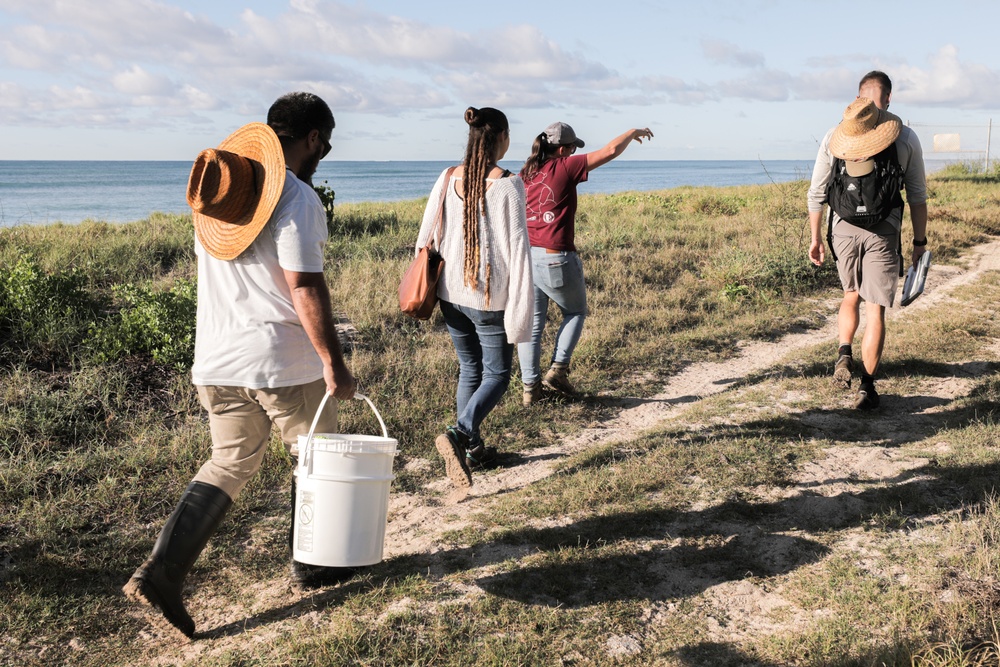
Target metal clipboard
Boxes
[900,250,931,307]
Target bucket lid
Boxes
[298,433,398,455]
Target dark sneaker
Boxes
[522,382,543,407]
[465,443,499,471]
[434,428,473,488]
[542,364,576,396]
[833,355,854,389]
[854,384,880,410]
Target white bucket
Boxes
[292,393,398,567]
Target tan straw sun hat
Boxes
[187,122,286,260]
[828,97,902,161]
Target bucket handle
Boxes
[302,392,390,470]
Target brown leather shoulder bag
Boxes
[399,166,456,319]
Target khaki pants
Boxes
[192,379,337,499]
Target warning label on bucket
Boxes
[297,489,315,552]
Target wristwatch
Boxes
[913,237,928,246]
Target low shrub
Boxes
[0,255,104,363]
[87,280,197,370]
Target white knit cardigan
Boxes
[415,167,534,344]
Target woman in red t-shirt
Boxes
[517,122,653,404]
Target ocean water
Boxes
[0,158,952,226]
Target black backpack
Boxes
[825,143,906,273]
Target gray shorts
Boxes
[832,219,901,308]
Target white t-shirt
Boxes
[191,168,328,388]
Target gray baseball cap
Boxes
[544,122,585,148]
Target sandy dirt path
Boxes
[383,238,1000,559]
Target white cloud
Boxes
[893,45,1000,108]
[256,1,487,66]
[305,78,452,115]
[701,39,766,68]
[112,65,175,96]
[718,69,791,101]
[48,85,105,110]
[5,0,1000,142]
[639,76,714,105]
[0,82,29,112]
[793,68,858,102]
[693,45,1000,108]
[0,0,645,128]
[1,24,71,69]
[179,84,222,111]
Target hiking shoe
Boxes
[542,363,576,396]
[522,381,543,407]
[465,443,499,471]
[833,355,854,389]
[434,428,473,488]
[854,384,880,410]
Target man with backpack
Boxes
[807,71,929,410]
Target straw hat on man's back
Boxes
[829,97,902,161]
[187,122,286,261]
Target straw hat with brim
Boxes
[829,97,902,161]
[187,122,286,261]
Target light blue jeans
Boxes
[517,248,587,386]
[439,300,513,442]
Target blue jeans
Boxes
[517,248,587,386]
[439,300,513,442]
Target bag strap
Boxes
[878,144,905,277]
[826,160,841,263]
[826,204,838,263]
[429,166,458,250]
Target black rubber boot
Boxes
[289,466,357,590]
[123,481,232,638]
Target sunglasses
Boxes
[320,131,332,159]
[280,130,331,158]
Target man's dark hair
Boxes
[267,92,335,146]
[858,70,892,95]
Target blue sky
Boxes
[2,0,999,162]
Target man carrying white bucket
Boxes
[122,92,357,640]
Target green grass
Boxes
[1,176,999,665]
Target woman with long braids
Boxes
[517,122,653,405]
[415,107,533,489]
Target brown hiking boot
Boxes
[542,363,576,396]
[434,428,473,488]
[853,383,880,410]
[832,355,854,389]
[522,382,542,406]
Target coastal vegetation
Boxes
[2,164,999,665]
